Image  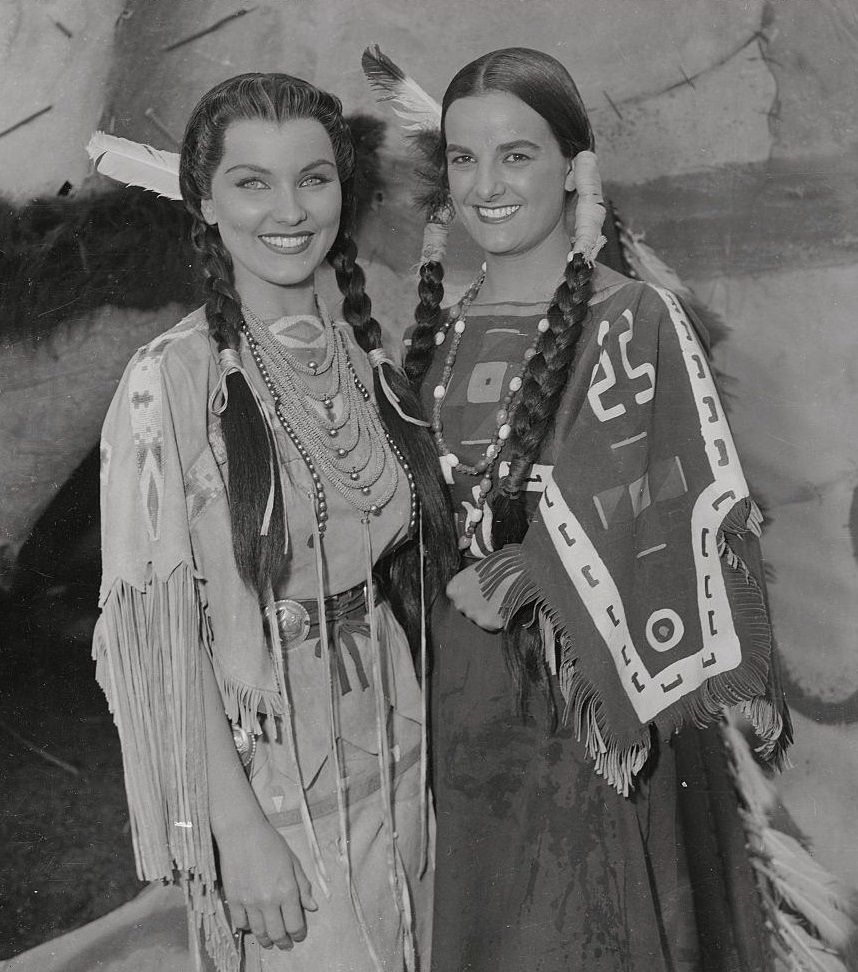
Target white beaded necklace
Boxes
[430,270,550,550]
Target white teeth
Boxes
[260,234,311,250]
[476,205,520,220]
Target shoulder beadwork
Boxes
[126,309,210,541]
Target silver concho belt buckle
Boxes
[231,723,257,771]
[272,599,312,648]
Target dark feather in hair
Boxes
[400,128,446,217]
[361,45,446,217]
[361,45,407,91]
[412,129,443,161]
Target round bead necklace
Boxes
[430,270,550,551]
[242,305,416,535]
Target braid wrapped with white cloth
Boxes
[567,149,607,266]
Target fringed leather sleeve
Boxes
[93,324,240,972]
[93,569,237,970]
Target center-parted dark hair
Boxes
[179,73,457,626]
[406,50,597,715]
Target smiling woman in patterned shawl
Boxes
[371,45,791,972]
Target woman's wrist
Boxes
[208,755,269,841]
[211,802,270,844]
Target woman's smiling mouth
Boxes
[258,232,314,254]
[474,205,521,223]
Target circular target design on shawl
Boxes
[645,609,684,652]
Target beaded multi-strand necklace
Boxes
[429,269,550,551]
[242,301,416,537]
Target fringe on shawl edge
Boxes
[475,500,791,795]
[92,562,239,972]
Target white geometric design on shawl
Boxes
[535,287,750,724]
[539,473,745,724]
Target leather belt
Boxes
[266,580,379,649]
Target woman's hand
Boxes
[219,818,318,950]
[446,563,510,631]
[200,649,317,951]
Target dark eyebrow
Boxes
[445,139,542,155]
[497,139,541,153]
[300,158,337,173]
[223,159,337,175]
[224,162,270,174]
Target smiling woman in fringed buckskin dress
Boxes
[92,73,457,972]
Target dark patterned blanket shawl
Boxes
[478,282,790,793]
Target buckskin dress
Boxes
[421,267,775,972]
[93,306,432,972]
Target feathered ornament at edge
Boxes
[615,214,732,350]
[618,222,691,297]
[723,717,858,972]
[86,132,181,200]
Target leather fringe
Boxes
[93,562,239,972]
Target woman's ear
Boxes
[564,158,576,193]
[201,198,218,226]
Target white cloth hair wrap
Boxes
[420,200,456,265]
[421,220,450,264]
[368,348,431,427]
[209,348,245,414]
[367,348,394,369]
[570,150,607,267]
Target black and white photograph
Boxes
[1,2,857,970]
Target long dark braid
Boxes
[328,230,458,648]
[191,220,286,591]
[403,130,451,391]
[490,255,593,720]
[490,253,593,547]
[406,258,446,388]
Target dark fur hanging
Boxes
[0,188,200,344]
[0,112,386,348]
[348,114,387,218]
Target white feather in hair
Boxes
[361,45,441,133]
[86,132,181,200]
